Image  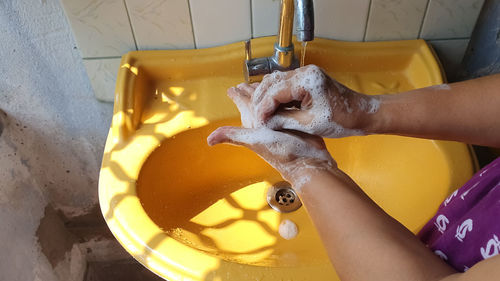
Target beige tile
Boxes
[126,0,194,50]
[314,0,370,41]
[252,0,281,37]
[61,0,136,58]
[83,58,122,102]
[189,0,251,48]
[429,39,469,80]
[365,0,428,41]
[421,0,484,39]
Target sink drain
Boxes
[266,181,302,213]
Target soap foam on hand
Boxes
[211,126,335,186]
[252,65,380,138]
[229,83,334,170]
[209,80,337,193]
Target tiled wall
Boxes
[60,0,485,102]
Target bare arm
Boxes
[253,66,500,147]
[365,74,500,147]
[298,168,456,281]
[209,124,500,281]
[289,166,500,281]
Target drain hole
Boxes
[275,188,297,206]
[267,182,302,213]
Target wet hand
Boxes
[207,126,335,190]
[207,81,336,190]
[252,65,380,138]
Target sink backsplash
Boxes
[60,0,484,102]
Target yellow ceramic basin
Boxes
[99,37,477,280]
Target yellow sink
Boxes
[99,37,477,280]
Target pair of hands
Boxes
[207,65,379,190]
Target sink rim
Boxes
[99,36,477,280]
[99,117,339,280]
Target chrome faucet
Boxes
[244,0,314,82]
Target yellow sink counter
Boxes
[99,37,476,280]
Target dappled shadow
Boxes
[99,55,289,278]
[136,121,285,262]
[99,36,470,280]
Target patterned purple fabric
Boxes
[418,157,500,272]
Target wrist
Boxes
[356,94,390,135]
[283,158,339,193]
[289,166,352,196]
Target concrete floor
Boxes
[84,260,164,281]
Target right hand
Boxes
[252,65,380,138]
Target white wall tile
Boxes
[61,0,136,58]
[365,0,428,41]
[83,58,122,102]
[420,0,484,39]
[429,39,469,80]
[126,0,195,50]
[189,0,251,48]
[314,0,370,41]
[252,0,280,37]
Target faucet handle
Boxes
[244,39,271,83]
[245,40,252,61]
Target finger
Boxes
[207,126,252,147]
[249,82,260,89]
[266,111,314,133]
[227,87,254,128]
[236,83,255,97]
[208,126,334,169]
[208,126,283,148]
[252,70,288,105]
[227,86,250,105]
[281,129,327,150]
[256,85,308,122]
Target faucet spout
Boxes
[244,0,315,82]
[295,0,315,42]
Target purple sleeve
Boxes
[418,157,500,272]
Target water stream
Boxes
[300,41,308,67]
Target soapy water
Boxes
[279,219,298,240]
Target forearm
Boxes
[363,74,500,147]
[296,168,456,281]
